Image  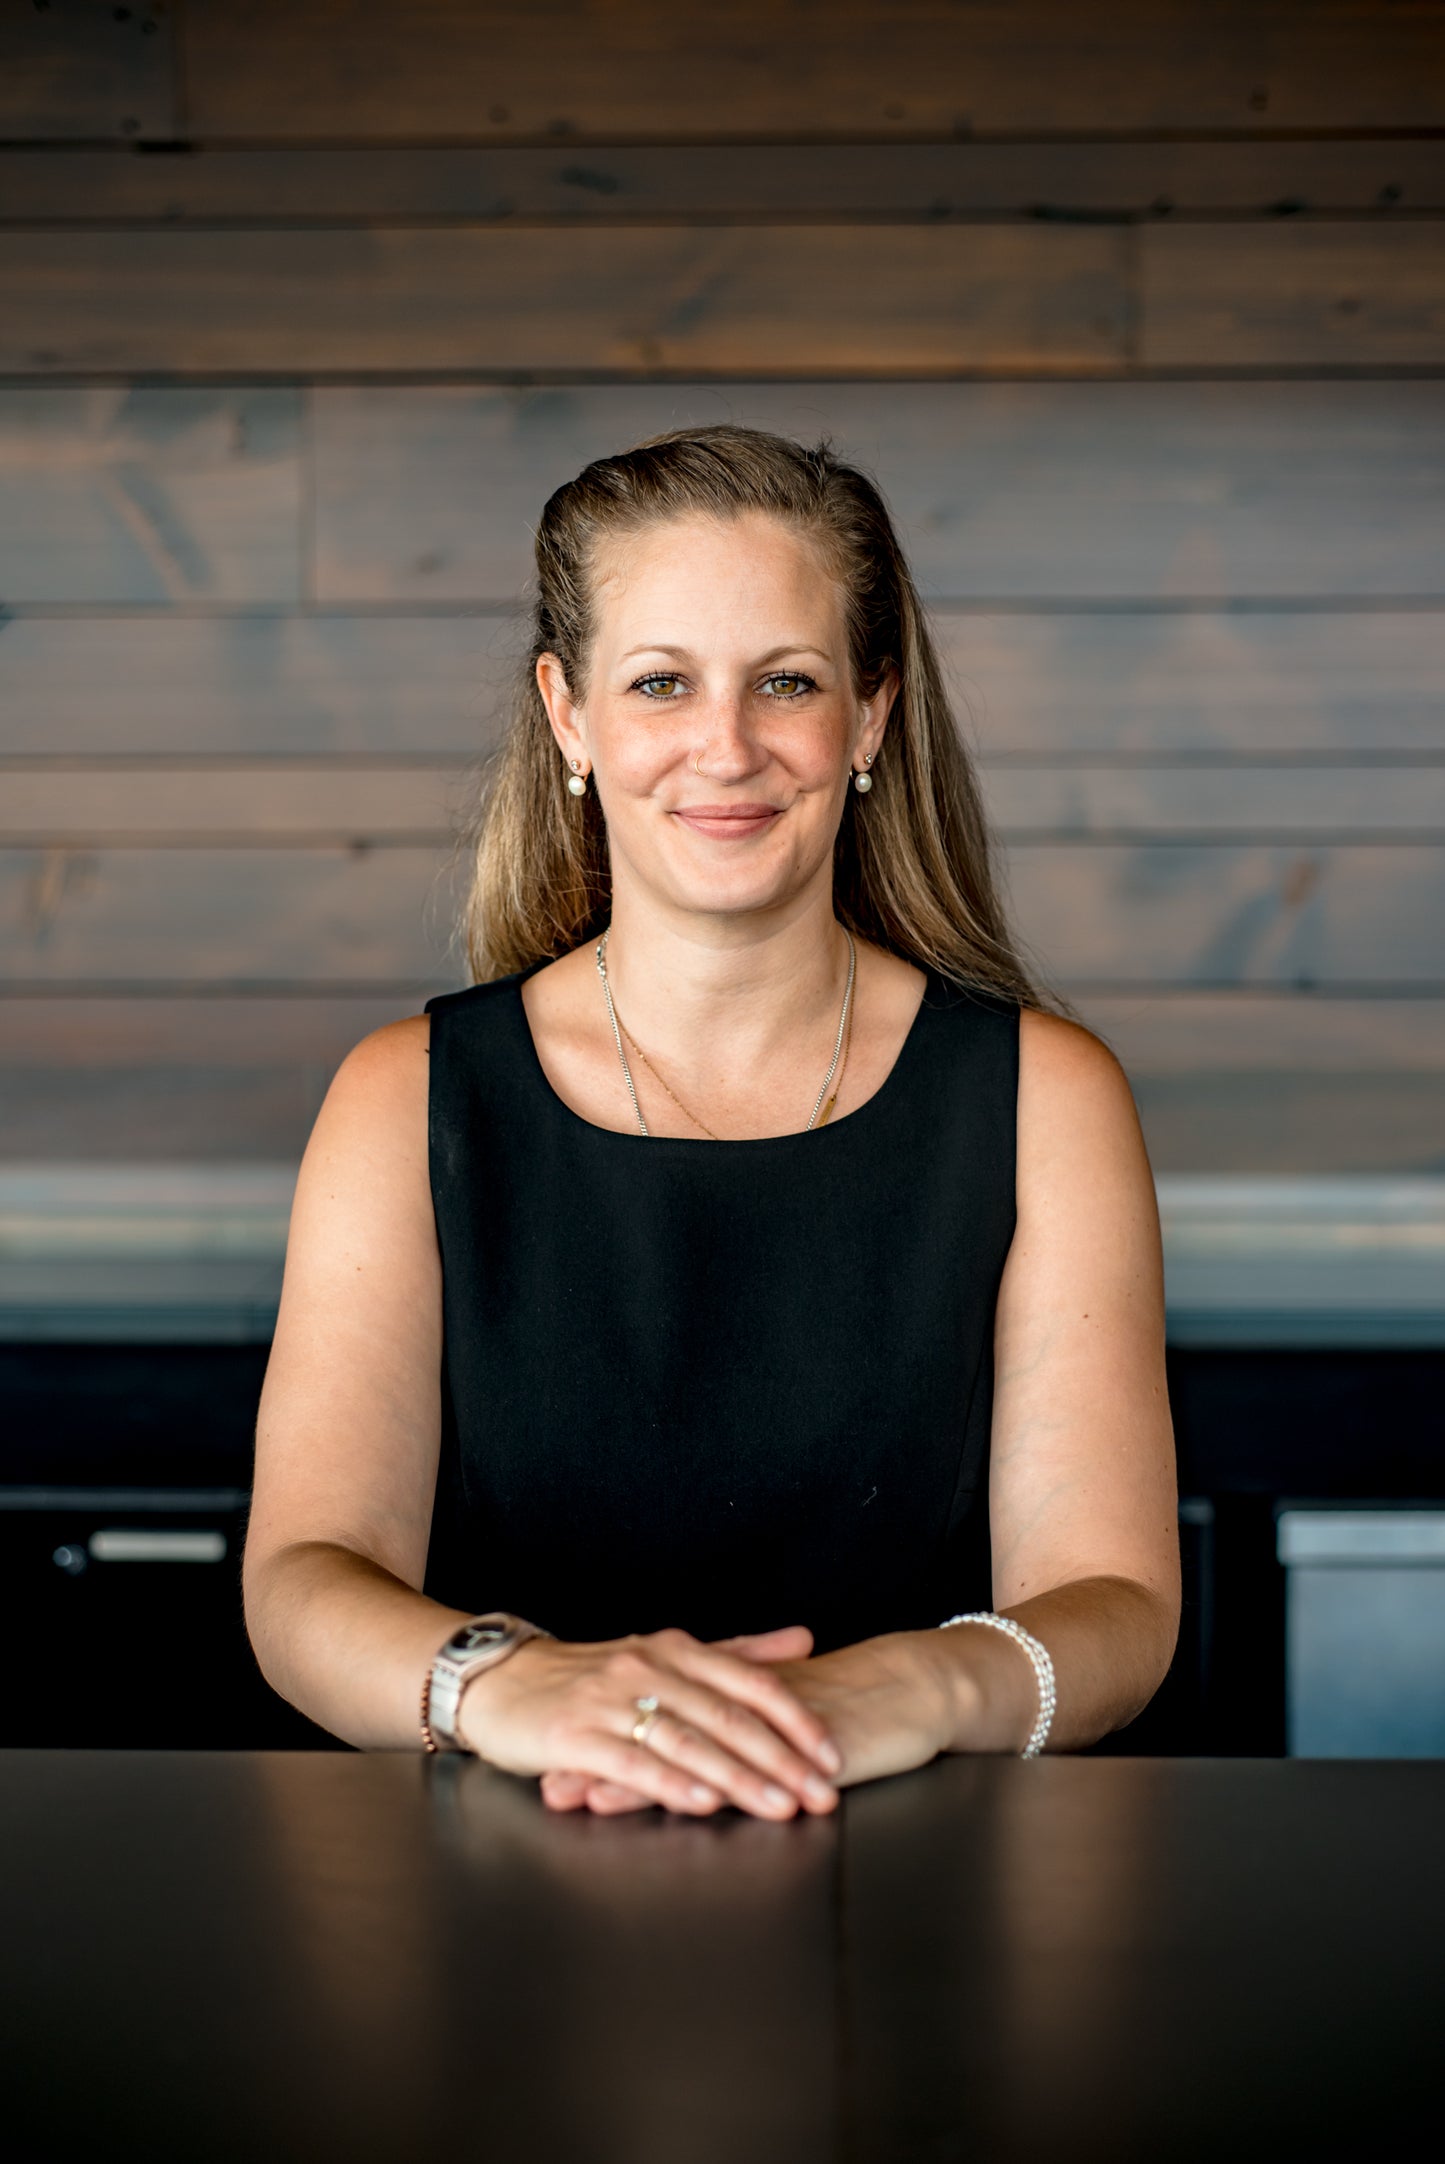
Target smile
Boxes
[672,803,783,840]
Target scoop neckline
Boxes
[511,963,936,1150]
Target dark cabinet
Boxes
[0,1489,340,1748]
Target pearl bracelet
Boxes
[939,1611,1057,1758]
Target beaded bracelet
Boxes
[939,1611,1057,1758]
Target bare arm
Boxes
[880,1005,1181,1762]
[242,1015,470,1748]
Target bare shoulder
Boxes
[326,1010,431,1108]
[288,1011,434,1234]
[253,1010,441,1587]
[1012,1005,1161,1274]
[1017,1003,1132,1096]
[311,1017,428,1151]
[1016,1006,1148,1172]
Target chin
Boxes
[663,870,814,922]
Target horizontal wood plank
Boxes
[4,609,1444,756]
[939,609,1445,754]
[310,381,1445,605]
[3,763,1445,843]
[0,1,173,143]
[0,1064,358,1165]
[0,224,1126,375]
[2,842,1441,988]
[0,767,470,841]
[0,615,518,749]
[179,2,1445,140]
[1135,1074,1445,1176]
[1006,843,1445,987]
[1142,222,1445,365]
[0,997,424,1079]
[1083,995,1445,1076]
[978,766,1445,839]
[0,387,301,604]
[0,846,463,986]
[7,220,1443,375]
[6,142,1444,221]
[3,991,1437,1073]
[9,384,1440,611]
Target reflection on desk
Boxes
[0,1751,1439,2161]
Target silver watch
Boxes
[426,1611,552,1752]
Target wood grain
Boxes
[0,1,173,143]
[1083,995,1445,1076]
[938,610,1445,756]
[1143,222,1445,366]
[4,991,1438,1074]
[0,224,1126,375]
[3,610,1442,759]
[976,766,1445,840]
[3,841,1441,988]
[0,845,463,986]
[0,387,301,605]
[6,141,1443,221]
[0,768,469,841]
[0,615,519,751]
[1005,843,1445,987]
[7,220,1443,375]
[179,1,1445,140]
[3,763,1443,844]
[310,380,1445,605]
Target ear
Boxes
[536,651,590,775]
[854,662,899,768]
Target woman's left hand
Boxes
[540,1627,955,1814]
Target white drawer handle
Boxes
[88,1529,228,1564]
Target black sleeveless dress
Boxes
[421,964,1019,1655]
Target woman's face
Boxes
[537,511,894,926]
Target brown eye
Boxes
[633,673,686,699]
[760,672,817,700]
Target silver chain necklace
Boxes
[594,927,857,1140]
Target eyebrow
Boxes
[616,644,833,667]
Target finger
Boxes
[657,1632,843,1779]
[637,1705,833,1819]
[628,1656,835,1808]
[711,1624,815,1663]
[570,1734,729,1817]
[583,1781,656,1814]
[540,1769,592,1811]
[542,1769,654,1814]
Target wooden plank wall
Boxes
[1,1,1443,1172]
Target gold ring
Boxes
[631,1693,661,1745]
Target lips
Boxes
[672,803,782,838]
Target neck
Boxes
[600,881,851,1071]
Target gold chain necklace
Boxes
[595,929,857,1140]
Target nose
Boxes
[694,691,768,783]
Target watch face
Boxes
[446,1621,507,1659]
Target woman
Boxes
[243,424,1179,1820]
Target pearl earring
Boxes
[566,761,588,798]
[853,754,874,794]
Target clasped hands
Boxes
[455,1621,961,1819]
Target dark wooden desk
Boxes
[1,1752,1439,2162]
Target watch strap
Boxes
[421,1612,551,1754]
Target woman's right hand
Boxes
[455,1623,841,1819]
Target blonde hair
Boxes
[459,422,1076,1019]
